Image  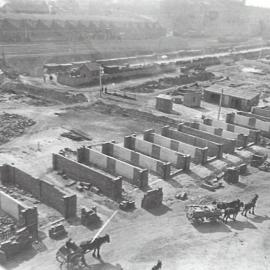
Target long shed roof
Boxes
[204,85,260,100]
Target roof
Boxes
[204,85,260,100]
[79,62,100,72]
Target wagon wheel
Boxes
[69,253,85,269]
[56,252,66,264]
[186,212,193,221]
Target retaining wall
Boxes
[124,132,190,170]
[52,154,122,200]
[77,147,148,188]
[0,191,38,238]
[181,123,236,153]
[203,118,260,144]
[144,130,208,164]
[1,164,77,219]
[102,142,171,179]
[226,112,269,138]
[161,126,223,159]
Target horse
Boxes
[242,194,259,217]
[79,234,110,258]
[152,260,162,270]
[216,199,241,210]
[223,203,243,222]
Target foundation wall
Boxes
[78,147,148,188]
[143,130,208,164]
[181,123,236,153]
[102,142,171,179]
[161,126,223,159]
[53,153,122,200]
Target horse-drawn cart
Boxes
[56,245,85,270]
[185,205,222,224]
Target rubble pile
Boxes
[0,113,35,144]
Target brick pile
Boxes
[0,113,35,144]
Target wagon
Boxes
[56,245,85,270]
[185,204,222,224]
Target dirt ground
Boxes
[1,56,270,270]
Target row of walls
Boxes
[124,133,191,170]
[226,112,269,138]
[203,118,260,143]
[161,126,223,159]
[53,153,122,200]
[189,120,248,148]
[77,147,148,188]
[102,142,171,179]
[179,123,236,154]
[0,165,77,219]
[144,130,208,164]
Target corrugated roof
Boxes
[204,85,260,100]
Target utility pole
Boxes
[99,66,104,97]
[218,88,223,120]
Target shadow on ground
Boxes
[248,215,270,223]
[145,204,172,216]
[5,247,38,270]
[226,220,257,230]
[193,221,231,233]
[84,257,123,270]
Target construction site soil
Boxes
[0,53,270,270]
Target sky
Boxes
[246,0,270,8]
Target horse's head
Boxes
[105,234,110,243]
[255,194,259,199]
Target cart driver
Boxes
[65,238,78,252]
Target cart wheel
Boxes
[60,262,69,270]
[56,254,66,264]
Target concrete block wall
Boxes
[181,123,236,153]
[161,126,223,159]
[252,107,270,118]
[0,191,38,238]
[102,142,171,179]
[204,117,259,144]
[53,154,122,200]
[144,130,207,164]
[1,164,77,219]
[125,132,190,170]
[226,113,268,138]
[40,180,77,219]
[77,147,148,188]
